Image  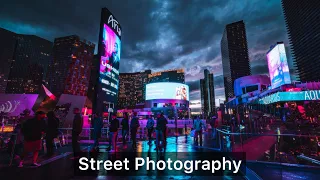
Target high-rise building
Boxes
[282,0,320,82]
[117,70,151,109]
[46,35,95,96]
[5,32,52,94]
[200,69,215,117]
[0,28,16,93]
[221,20,251,101]
[148,69,185,83]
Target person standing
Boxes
[121,113,129,147]
[193,116,206,145]
[210,115,217,139]
[146,115,155,145]
[19,111,46,167]
[107,113,119,152]
[71,108,83,159]
[130,112,140,150]
[93,113,103,149]
[46,111,59,156]
[155,113,167,151]
[160,113,168,145]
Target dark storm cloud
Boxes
[0,0,292,103]
[251,65,269,75]
[186,81,199,92]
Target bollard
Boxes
[185,123,187,135]
[43,139,47,154]
[62,134,66,145]
[140,128,142,140]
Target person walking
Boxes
[19,111,46,167]
[107,113,119,152]
[93,113,103,150]
[121,112,129,147]
[46,111,59,156]
[146,115,155,145]
[71,108,83,159]
[193,116,206,146]
[130,112,140,150]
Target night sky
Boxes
[0,0,297,111]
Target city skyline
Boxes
[0,0,298,109]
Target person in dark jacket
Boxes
[107,113,119,152]
[19,111,46,167]
[71,108,83,159]
[146,115,155,145]
[121,113,129,146]
[155,112,168,151]
[210,115,217,139]
[46,111,59,156]
[130,112,140,150]
[93,113,103,149]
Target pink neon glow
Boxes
[103,24,117,58]
[42,85,56,100]
[81,108,92,115]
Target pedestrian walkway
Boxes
[1,133,319,180]
[233,134,277,160]
[0,136,246,180]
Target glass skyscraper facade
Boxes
[3,30,52,94]
[221,20,251,101]
[282,0,320,82]
[0,28,16,93]
[46,35,95,96]
[200,69,215,117]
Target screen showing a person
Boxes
[146,82,190,101]
[98,23,121,102]
[267,43,291,89]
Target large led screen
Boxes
[96,8,122,111]
[267,43,291,89]
[146,82,189,101]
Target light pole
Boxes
[174,106,178,137]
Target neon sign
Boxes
[258,90,320,104]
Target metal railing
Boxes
[212,126,320,167]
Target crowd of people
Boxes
[88,111,170,154]
[8,108,220,167]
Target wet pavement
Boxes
[1,134,319,180]
[0,135,245,180]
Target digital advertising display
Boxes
[93,8,122,112]
[146,82,190,101]
[95,8,122,112]
[267,43,291,89]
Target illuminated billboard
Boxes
[146,82,189,101]
[258,90,320,104]
[95,8,122,113]
[267,43,291,89]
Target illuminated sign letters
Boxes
[304,90,320,101]
[108,15,121,37]
[258,90,320,104]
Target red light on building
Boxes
[286,88,302,92]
